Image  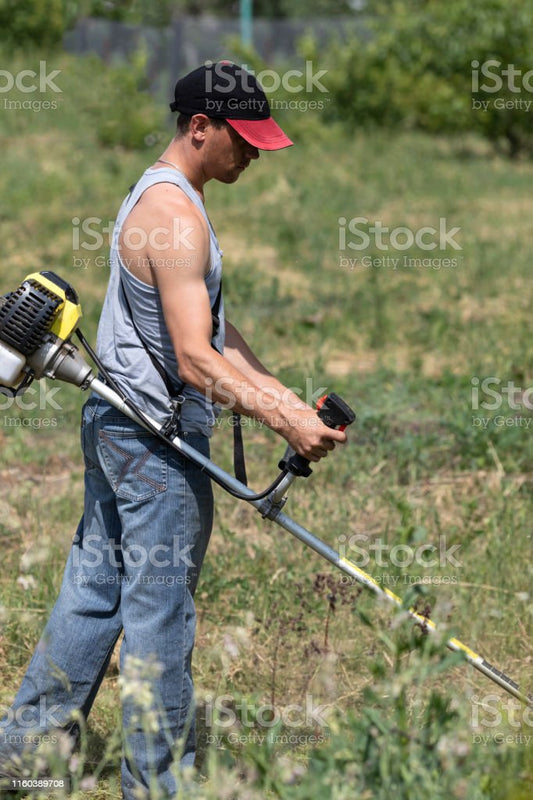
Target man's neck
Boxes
[155,139,207,201]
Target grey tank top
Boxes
[96,166,225,436]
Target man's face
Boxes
[205,120,260,184]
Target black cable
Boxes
[75,328,289,502]
[75,329,127,400]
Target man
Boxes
[0,62,346,798]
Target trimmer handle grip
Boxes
[278,393,356,477]
[315,392,356,430]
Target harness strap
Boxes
[120,175,244,476]
[120,274,247,481]
[231,412,248,485]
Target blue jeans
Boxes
[0,395,213,798]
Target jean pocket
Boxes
[98,429,168,501]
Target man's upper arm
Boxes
[142,187,215,369]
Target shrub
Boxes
[0,0,70,49]
[304,0,533,158]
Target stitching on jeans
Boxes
[99,431,166,492]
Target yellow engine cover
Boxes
[24,271,82,342]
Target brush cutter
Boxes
[0,271,531,707]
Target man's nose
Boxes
[248,145,260,160]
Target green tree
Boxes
[85,0,356,23]
[0,0,70,49]
[313,0,533,157]
[86,0,175,25]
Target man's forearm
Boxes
[177,338,307,437]
[175,321,345,460]
[223,321,311,411]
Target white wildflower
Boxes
[118,655,163,712]
[80,775,98,791]
[19,537,52,572]
[16,574,37,591]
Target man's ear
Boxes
[190,114,211,142]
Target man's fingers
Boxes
[312,444,334,460]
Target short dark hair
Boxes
[176,113,228,137]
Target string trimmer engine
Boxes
[0,271,92,397]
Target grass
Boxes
[0,48,531,798]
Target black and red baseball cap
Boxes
[169,61,293,151]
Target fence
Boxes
[63,14,363,100]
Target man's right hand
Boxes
[273,405,347,462]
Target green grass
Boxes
[0,48,531,798]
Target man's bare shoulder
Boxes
[119,177,211,282]
[130,180,207,231]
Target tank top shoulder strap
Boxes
[115,166,218,245]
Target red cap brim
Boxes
[226,117,293,151]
